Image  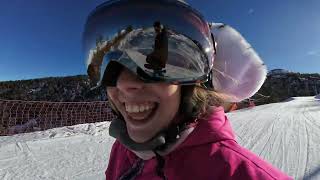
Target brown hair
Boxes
[180,85,225,121]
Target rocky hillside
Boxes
[0,75,105,102]
[253,69,320,105]
[0,69,319,104]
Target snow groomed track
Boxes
[228,96,320,180]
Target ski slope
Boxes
[0,122,114,180]
[228,96,320,180]
[0,96,319,180]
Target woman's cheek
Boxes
[107,88,119,106]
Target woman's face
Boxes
[107,68,181,143]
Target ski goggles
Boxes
[83,0,215,87]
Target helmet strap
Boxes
[109,116,188,152]
[201,69,215,90]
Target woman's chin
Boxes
[127,128,154,143]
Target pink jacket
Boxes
[105,107,292,179]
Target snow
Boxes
[0,96,319,179]
[268,69,290,75]
[227,96,320,180]
[0,122,114,180]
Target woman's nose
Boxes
[116,68,144,94]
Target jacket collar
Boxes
[175,106,236,151]
[126,106,236,160]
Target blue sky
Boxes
[0,0,319,81]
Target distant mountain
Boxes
[267,68,290,75]
[253,69,320,105]
[0,75,105,102]
[1,69,319,104]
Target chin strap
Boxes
[109,117,187,152]
[110,118,182,180]
[110,117,194,180]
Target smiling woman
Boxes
[107,68,181,143]
[82,0,292,179]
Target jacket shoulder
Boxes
[218,140,292,179]
[167,140,292,180]
[105,141,133,180]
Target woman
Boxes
[83,0,292,179]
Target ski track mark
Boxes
[229,97,320,179]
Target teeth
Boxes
[125,103,155,113]
[139,106,145,112]
[133,105,139,113]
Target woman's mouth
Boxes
[123,102,158,127]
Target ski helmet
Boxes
[83,0,215,88]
